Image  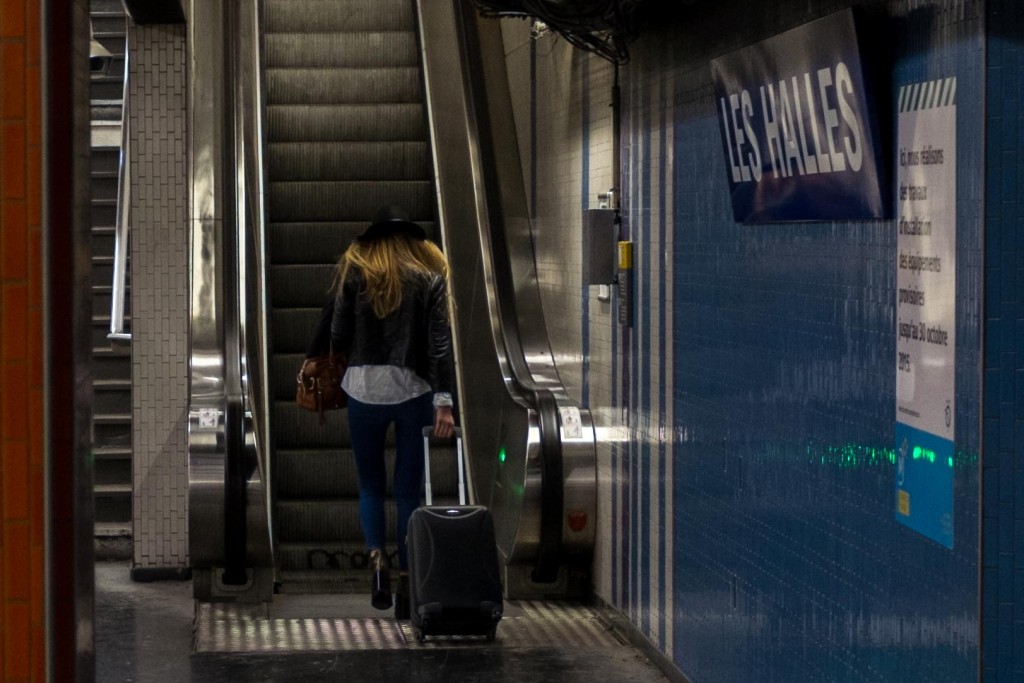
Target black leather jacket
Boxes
[330,268,455,396]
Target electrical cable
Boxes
[469,0,644,64]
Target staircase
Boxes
[263,0,458,592]
[89,0,132,560]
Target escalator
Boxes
[262,0,461,590]
[187,0,596,603]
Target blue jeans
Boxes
[347,393,433,570]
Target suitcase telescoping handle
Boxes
[422,426,464,506]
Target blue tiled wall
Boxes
[983,2,1023,680]
[613,1,983,681]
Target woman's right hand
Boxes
[433,405,455,439]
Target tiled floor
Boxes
[95,562,671,682]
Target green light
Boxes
[911,446,936,463]
[498,447,506,464]
[803,441,975,470]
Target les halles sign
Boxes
[711,9,887,223]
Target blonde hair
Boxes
[337,235,449,318]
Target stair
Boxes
[262,0,457,592]
[90,0,131,561]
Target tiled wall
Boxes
[1,2,45,678]
[504,1,985,680]
[982,1,1023,678]
[128,22,189,568]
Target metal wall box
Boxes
[582,209,617,286]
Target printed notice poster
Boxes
[894,77,957,548]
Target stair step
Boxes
[94,445,132,460]
[264,32,417,69]
[95,456,130,487]
[93,413,132,425]
[90,79,124,102]
[264,0,415,33]
[269,307,332,352]
[275,447,459,499]
[94,521,132,537]
[266,104,426,143]
[267,141,429,182]
[94,483,131,496]
[95,493,131,524]
[91,0,126,14]
[92,289,131,319]
[93,521,133,561]
[269,397,353,448]
[267,221,436,264]
[275,499,393,543]
[266,180,431,223]
[92,351,130,383]
[265,67,423,106]
[268,264,337,308]
[277,546,401,576]
[92,345,131,358]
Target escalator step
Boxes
[266,104,426,143]
[275,497,460,546]
[276,499,376,542]
[275,447,461,499]
[267,222,365,264]
[267,180,431,223]
[271,397,353,449]
[268,264,338,308]
[268,221,438,265]
[264,31,418,69]
[266,67,422,105]
[265,0,414,33]
[267,141,430,182]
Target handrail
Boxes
[220,0,247,587]
[236,0,275,580]
[221,0,274,588]
[108,36,130,343]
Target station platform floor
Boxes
[95,561,672,682]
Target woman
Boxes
[331,205,456,614]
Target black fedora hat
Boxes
[357,205,427,242]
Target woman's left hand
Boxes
[434,405,455,439]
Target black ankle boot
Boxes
[369,549,392,610]
[394,573,410,620]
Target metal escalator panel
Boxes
[418,0,597,593]
[187,0,273,601]
[262,0,459,587]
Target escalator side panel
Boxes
[418,1,597,582]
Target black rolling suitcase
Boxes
[407,427,503,642]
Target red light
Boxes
[567,510,587,532]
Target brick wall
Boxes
[127,21,189,569]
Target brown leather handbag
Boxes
[295,346,348,422]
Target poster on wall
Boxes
[894,77,957,549]
[709,9,888,222]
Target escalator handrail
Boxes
[451,1,567,580]
[223,0,275,585]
